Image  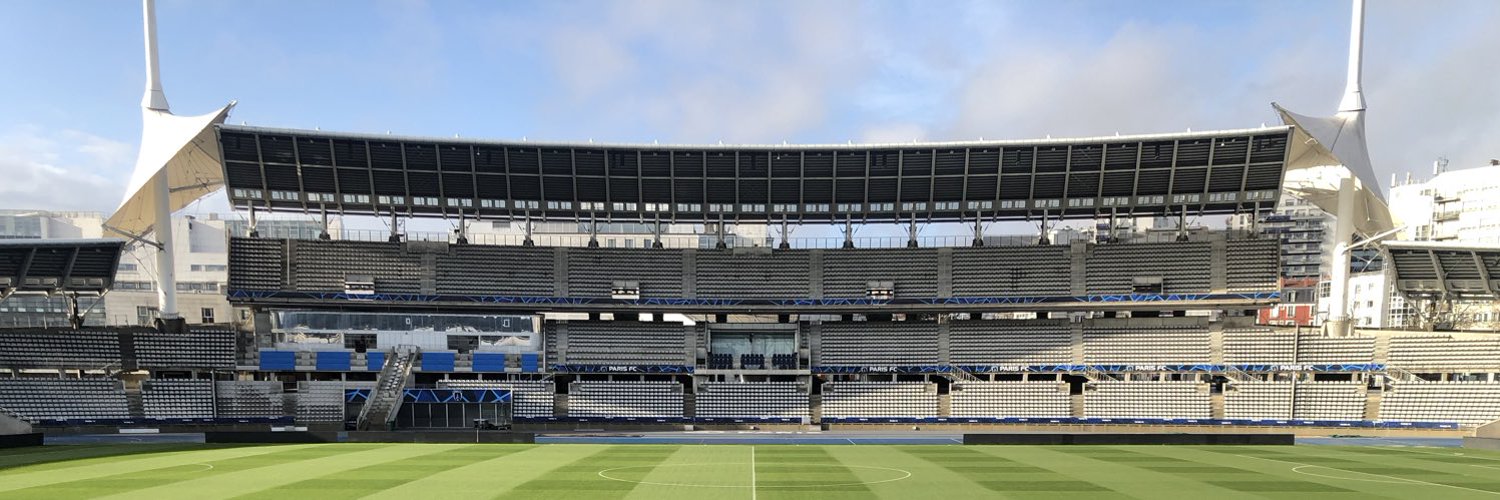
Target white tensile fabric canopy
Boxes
[1275,103,1396,236]
[104,104,234,239]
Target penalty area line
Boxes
[1229,452,1500,496]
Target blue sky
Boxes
[2,0,1497,220]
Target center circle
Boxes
[596,462,913,488]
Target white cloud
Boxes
[509,0,875,143]
[859,123,928,144]
[0,127,131,213]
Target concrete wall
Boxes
[0,412,33,435]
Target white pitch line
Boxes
[1228,453,1500,496]
[1369,445,1500,463]
[750,446,757,500]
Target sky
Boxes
[1,0,1497,229]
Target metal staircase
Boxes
[1223,365,1260,383]
[356,346,417,431]
[947,366,982,383]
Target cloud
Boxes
[928,1,1500,188]
[0,126,131,213]
[506,0,874,143]
[859,123,928,144]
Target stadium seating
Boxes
[434,245,555,296]
[294,380,375,422]
[1084,381,1211,419]
[135,329,236,369]
[142,379,215,418]
[568,248,683,298]
[820,381,938,419]
[1379,382,1500,426]
[695,250,811,298]
[950,246,1072,297]
[214,381,284,418]
[554,321,690,365]
[437,379,554,418]
[949,381,1071,418]
[1224,239,1280,292]
[817,322,938,366]
[226,237,285,291]
[1293,382,1367,420]
[230,237,1279,303]
[567,381,683,418]
[0,329,121,369]
[948,320,1073,365]
[290,240,422,294]
[0,378,129,420]
[1223,327,1292,364]
[1223,329,1377,365]
[695,382,808,419]
[1296,335,1375,364]
[1084,325,1211,365]
[1388,335,1500,369]
[1085,241,1212,294]
[822,249,939,299]
[1224,381,1365,421]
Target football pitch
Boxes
[4,443,1500,499]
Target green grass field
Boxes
[3,443,1500,499]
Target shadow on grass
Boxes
[0,443,267,472]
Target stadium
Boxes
[4,0,1500,498]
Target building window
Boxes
[201,308,215,324]
[136,306,159,326]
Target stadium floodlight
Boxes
[104,0,235,328]
[1275,0,1395,336]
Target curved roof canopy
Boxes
[1276,104,1395,235]
[218,124,1292,223]
[104,105,234,239]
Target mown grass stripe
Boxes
[1,444,373,500]
[0,444,233,472]
[492,445,678,500]
[97,444,452,500]
[0,444,310,494]
[228,445,532,500]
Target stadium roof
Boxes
[1384,241,1500,299]
[217,124,1291,223]
[1276,104,1395,235]
[0,239,125,295]
[105,105,234,239]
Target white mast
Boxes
[1325,0,1367,336]
[142,0,179,323]
[141,0,169,112]
[1338,0,1366,113]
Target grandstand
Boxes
[2,111,1494,435]
[3,0,1498,442]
